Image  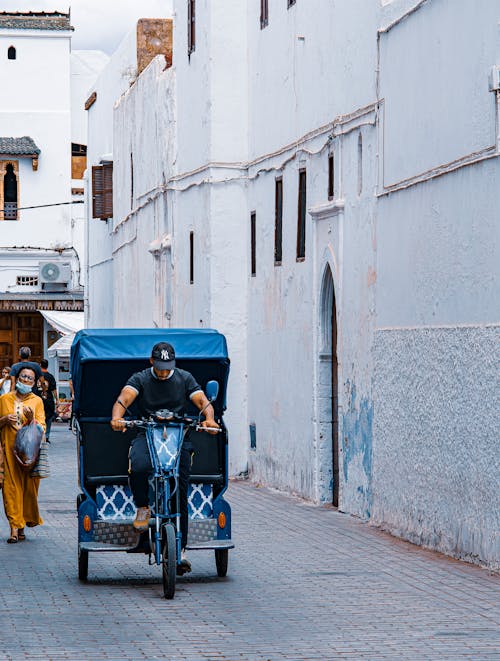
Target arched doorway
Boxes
[320,266,339,506]
[4,163,18,220]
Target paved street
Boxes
[0,424,498,661]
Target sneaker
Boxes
[133,506,151,532]
[180,549,192,572]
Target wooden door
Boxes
[0,313,43,368]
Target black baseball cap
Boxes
[151,342,176,370]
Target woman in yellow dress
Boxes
[0,366,46,543]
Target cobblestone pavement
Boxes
[0,424,498,660]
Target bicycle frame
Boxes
[145,420,186,566]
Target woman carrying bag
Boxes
[0,366,46,543]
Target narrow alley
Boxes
[0,424,497,660]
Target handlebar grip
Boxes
[195,424,221,433]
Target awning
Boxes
[40,310,84,336]
[48,333,74,358]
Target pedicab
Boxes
[70,328,233,598]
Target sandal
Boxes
[7,529,18,544]
[18,528,25,541]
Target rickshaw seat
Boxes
[79,419,133,487]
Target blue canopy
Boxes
[70,328,230,418]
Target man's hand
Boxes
[110,418,127,433]
[200,419,219,435]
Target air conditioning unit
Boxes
[39,261,72,286]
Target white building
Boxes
[85,0,499,569]
[0,11,105,388]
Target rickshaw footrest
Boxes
[185,540,234,551]
[80,541,139,552]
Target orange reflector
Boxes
[83,515,92,532]
[218,512,226,529]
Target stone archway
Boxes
[319,265,339,506]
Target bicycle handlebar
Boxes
[122,418,221,433]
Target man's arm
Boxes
[110,386,138,432]
[190,391,218,435]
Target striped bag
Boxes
[31,440,50,479]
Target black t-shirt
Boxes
[40,389,56,419]
[125,367,202,419]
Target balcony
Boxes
[3,202,17,220]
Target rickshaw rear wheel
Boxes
[215,549,228,577]
[162,523,176,599]
[78,546,88,581]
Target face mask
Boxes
[16,381,32,395]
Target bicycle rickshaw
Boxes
[71,328,233,598]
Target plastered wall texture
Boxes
[85,0,499,567]
[372,325,500,569]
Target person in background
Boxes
[0,367,11,395]
[9,347,42,391]
[38,375,56,444]
[38,359,58,428]
[0,366,46,543]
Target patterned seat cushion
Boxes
[96,482,214,521]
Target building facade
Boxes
[0,11,83,369]
[85,0,499,569]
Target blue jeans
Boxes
[45,416,53,441]
[129,432,192,549]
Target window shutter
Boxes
[92,163,113,220]
[102,162,113,219]
[92,165,104,219]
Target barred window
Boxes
[188,0,196,55]
[16,276,38,286]
[296,169,306,260]
[250,212,256,276]
[260,0,269,29]
[275,177,283,265]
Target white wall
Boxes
[371,0,500,568]
[85,0,500,568]
[84,30,138,327]
[71,50,109,146]
[0,28,81,290]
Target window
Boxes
[275,177,283,265]
[189,231,194,284]
[296,169,306,260]
[188,0,196,55]
[287,0,296,7]
[16,276,38,287]
[260,0,269,29]
[250,211,256,276]
[71,143,87,180]
[3,163,18,220]
[130,153,134,209]
[71,143,87,156]
[7,46,16,60]
[357,132,363,196]
[92,162,113,220]
[328,153,334,200]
